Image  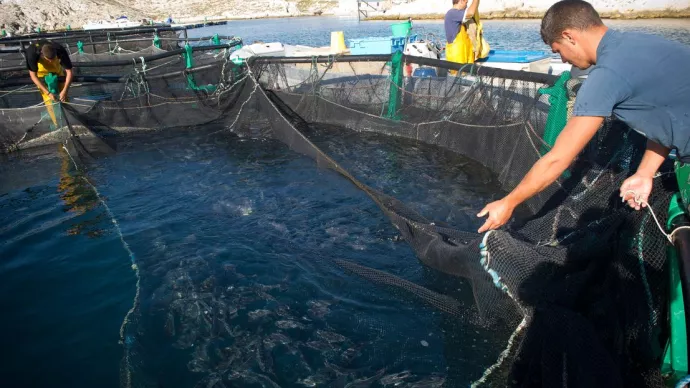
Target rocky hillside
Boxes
[1,0,688,34]
[369,0,690,19]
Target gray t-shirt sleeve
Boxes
[572,67,633,117]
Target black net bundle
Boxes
[0,52,677,388]
[231,56,676,387]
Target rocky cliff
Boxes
[367,0,690,19]
[1,0,688,35]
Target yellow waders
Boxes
[445,12,491,71]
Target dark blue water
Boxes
[189,17,690,53]
[0,125,506,387]
[0,147,134,386]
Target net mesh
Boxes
[0,53,676,388]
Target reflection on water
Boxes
[56,145,107,237]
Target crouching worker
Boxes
[26,40,74,126]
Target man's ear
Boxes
[561,29,577,45]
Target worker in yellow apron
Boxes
[26,40,74,126]
[444,0,490,66]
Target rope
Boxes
[59,121,139,388]
[472,231,531,387]
[139,56,146,73]
[623,190,690,244]
[0,84,31,98]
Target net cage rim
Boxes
[0,59,231,88]
[250,54,560,86]
[0,40,242,74]
[0,26,189,44]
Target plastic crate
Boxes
[413,67,437,78]
[348,36,395,55]
[391,34,417,53]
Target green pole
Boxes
[662,193,690,385]
[183,43,214,93]
[537,70,570,155]
[385,50,403,120]
[183,43,194,69]
[77,41,84,54]
[153,33,161,49]
[675,161,690,214]
[537,70,572,179]
[67,25,71,31]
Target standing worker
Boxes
[25,39,74,125]
[444,0,489,64]
[476,0,690,233]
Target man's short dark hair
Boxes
[40,43,56,59]
[540,0,604,45]
[452,0,463,5]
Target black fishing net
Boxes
[0,50,25,69]
[0,52,676,388]
[238,57,675,387]
[34,30,182,53]
[0,42,243,153]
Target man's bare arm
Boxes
[477,116,604,233]
[504,116,604,205]
[619,139,670,210]
[466,0,480,18]
[60,69,74,101]
[29,70,50,96]
[637,139,670,178]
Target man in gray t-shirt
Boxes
[444,0,467,43]
[444,0,480,44]
[477,0,690,233]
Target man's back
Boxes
[25,40,72,74]
[573,30,690,159]
[444,9,466,43]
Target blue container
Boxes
[348,35,419,55]
[480,50,550,63]
[413,67,437,78]
[348,36,395,55]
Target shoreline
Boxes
[364,8,690,21]
[172,13,335,23]
[153,8,690,25]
